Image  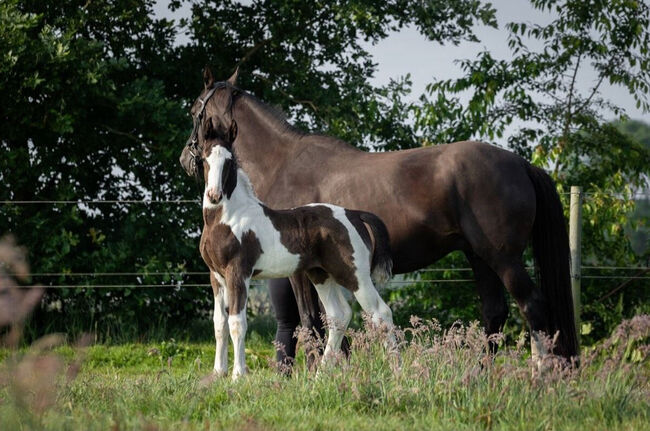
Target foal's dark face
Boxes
[202,137,238,206]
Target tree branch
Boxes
[554,54,581,177]
[236,38,272,69]
[252,72,326,124]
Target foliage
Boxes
[0,0,498,338]
[2,0,649,343]
[1,316,649,430]
[405,0,650,341]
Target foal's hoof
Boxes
[212,368,228,378]
[232,366,249,380]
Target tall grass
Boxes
[1,314,648,431]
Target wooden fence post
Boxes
[569,186,582,350]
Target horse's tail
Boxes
[526,164,579,359]
[359,212,393,287]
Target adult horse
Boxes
[180,68,578,361]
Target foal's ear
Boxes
[203,66,215,89]
[226,66,239,86]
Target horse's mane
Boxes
[233,84,361,153]
[236,90,307,139]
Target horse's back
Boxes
[439,141,537,257]
[319,141,536,270]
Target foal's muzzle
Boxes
[206,187,223,204]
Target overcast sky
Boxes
[154,0,647,122]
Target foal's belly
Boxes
[251,232,301,279]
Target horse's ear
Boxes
[203,66,215,89]
[226,66,239,86]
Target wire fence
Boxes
[8,266,649,289]
[0,199,200,205]
[9,266,649,277]
[2,193,649,290]
[1,191,649,206]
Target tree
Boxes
[0,0,497,337]
[409,0,650,340]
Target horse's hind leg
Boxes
[493,258,550,362]
[465,252,509,354]
[308,276,352,361]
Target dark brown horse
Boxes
[180,68,578,361]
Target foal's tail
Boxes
[359,212,393,288]
[526,164,579,359]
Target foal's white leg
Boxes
[313,278,352,361]
[211,273,228,376]
[353,274,397,351]
[213,287,229,375]
[228,278,249,380]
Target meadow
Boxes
[1,315,648,431]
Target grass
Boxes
[1,316,649,431]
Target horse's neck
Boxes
[232,96,359,199]
[232,99,301,176]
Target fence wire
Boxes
[1,189,649,206]
[2,194,649,289]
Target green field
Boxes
[1,317,648,431]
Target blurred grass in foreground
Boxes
[1,315,648,431]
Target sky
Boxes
[153,0,647,123]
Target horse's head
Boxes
[180,66,239,181]
[201,118,239,207]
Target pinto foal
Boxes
[199,134,395,379]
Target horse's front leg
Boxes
[210,272,228,376]
[225,268,250,379]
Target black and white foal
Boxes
[199,134,395,379]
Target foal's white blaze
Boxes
[203,146,233,209]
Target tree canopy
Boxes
[1,0,648,341]
[0,0,496,336]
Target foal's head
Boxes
[202,131,239,207]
